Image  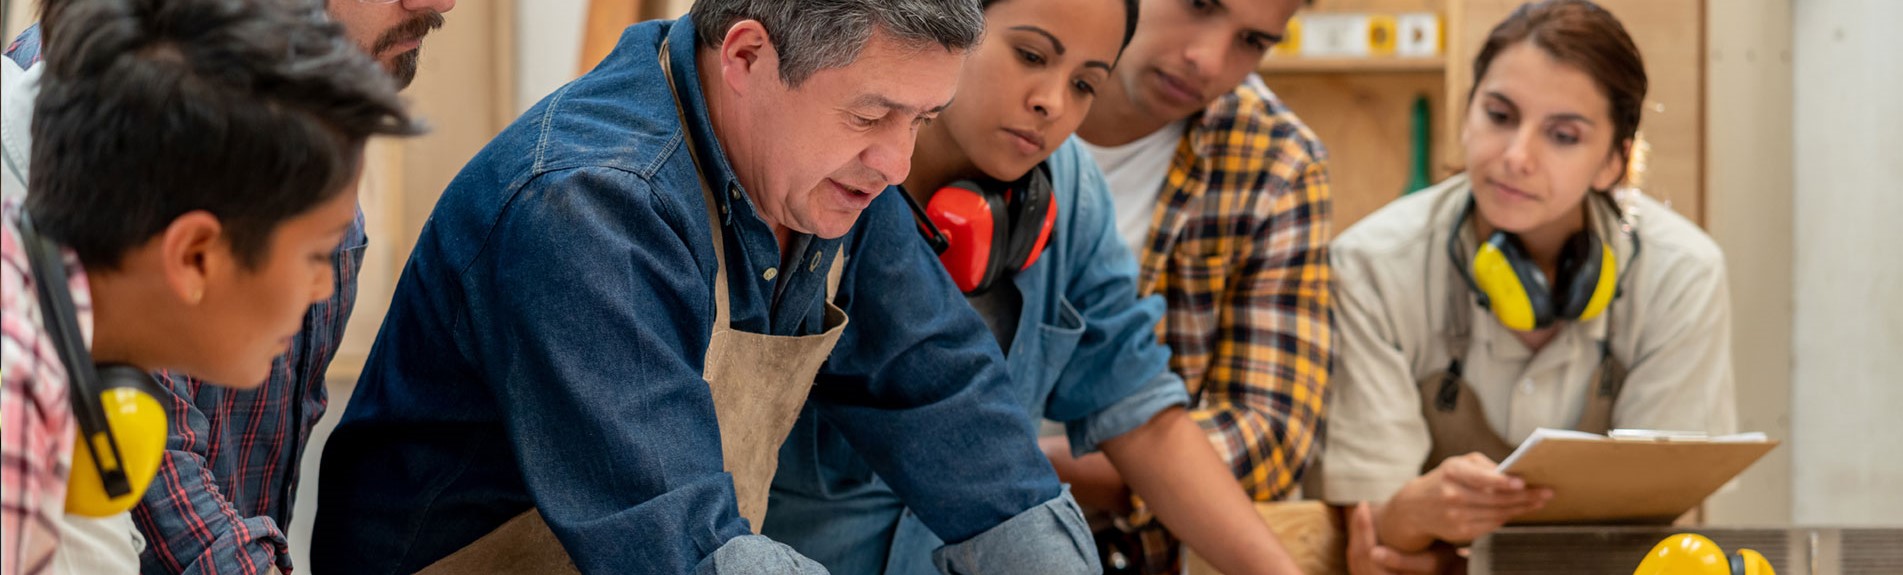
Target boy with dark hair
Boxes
[4,0,450,572]
[0,1,417,574]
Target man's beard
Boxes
[389,50,421,88]
[372,10,446,89]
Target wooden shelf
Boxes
[1259,56,1447,74]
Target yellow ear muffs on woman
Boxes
[1452,198,1621,332]
[20,213,171,517]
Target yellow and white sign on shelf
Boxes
[1368,14,1398,56]
[1299,13,1370,57]
[1396,12,1443,57]
[1288,12,1429,58]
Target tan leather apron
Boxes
[417,40,850,574]
[1415,265,1627,470]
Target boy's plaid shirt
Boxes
[1122,74,1334,573]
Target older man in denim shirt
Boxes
[311,2,1099,574]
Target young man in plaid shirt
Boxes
[1050,0,1332,571]
[5,1,450,573]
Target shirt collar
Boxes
[663,16,747,218]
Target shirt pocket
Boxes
[1164,251,1231,313]
[1035,296,1087,391]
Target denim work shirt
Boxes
[312,17,1095,575]
[764,139,1189,574]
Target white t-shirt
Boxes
[1079,120,1188,254]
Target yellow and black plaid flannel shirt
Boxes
[1116,74,1333,574]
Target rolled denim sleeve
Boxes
[699,535,828,575]
[1044,142,1188,456]
[1069,379,1188,458]
[931,488,1100,575]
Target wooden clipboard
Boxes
[1498,429,1778,525]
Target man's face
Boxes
[326,0,456,88]
[1113,0,1300,122]
[728,29,965,239]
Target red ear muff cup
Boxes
[925,183,1001,294]
[1021,195,1055,272]
[921,163,1059,295]
[1009,165,1056,273]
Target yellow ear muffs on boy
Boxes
[1633,533,1776,575]
[1450,197,1624,332]
[20,213,170,518]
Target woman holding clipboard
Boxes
[1313,1,1737,573]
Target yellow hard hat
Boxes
[1634,533,1775,575]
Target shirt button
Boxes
[729,185,740,200]
[1521,378,1535,394]
[763,267,778,281]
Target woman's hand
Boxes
[1347,503,1457,575]
[1379,453,1552,548]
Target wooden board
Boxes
[1186,501,1349,575]
[1259,72,1446,233]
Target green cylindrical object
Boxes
[1405,94,1432,194]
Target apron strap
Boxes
[660,38,735,331]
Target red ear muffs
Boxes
[906,163,1057,294]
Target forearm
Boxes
[1370,496,1436,552]
[1102,407,1301,575]
[1042,436,1131,514]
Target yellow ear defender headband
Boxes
[1448,196,1636,332]
[20,213,170,517]
[1634,533,1775,575]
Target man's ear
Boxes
[156,211,225,306]
[718,19,783,95]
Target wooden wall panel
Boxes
[1262,72,1446,232]
[4,0,33,43]
[1264,0,1449,233]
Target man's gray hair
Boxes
[691,0,984,87]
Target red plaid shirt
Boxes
[2,201,86,575]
